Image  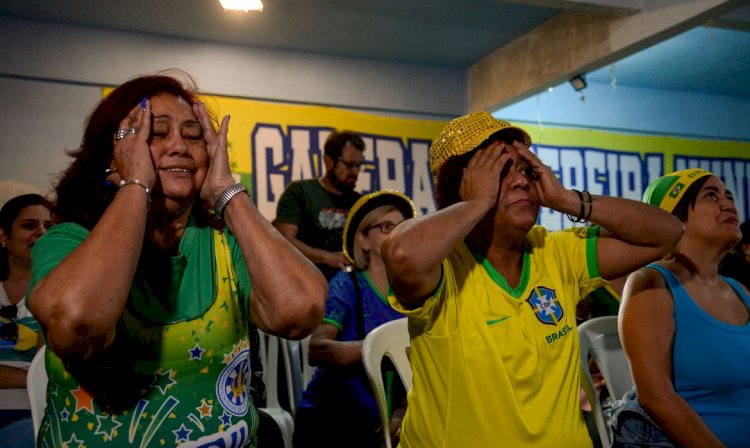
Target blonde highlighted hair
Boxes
[352,204,400,270]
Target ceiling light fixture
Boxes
[220,0,263,12]
[569,74,587,102]
[569,74,587,92]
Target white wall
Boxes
[496,81,750,142]
[0,17,466,197]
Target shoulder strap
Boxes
[647,263,682,290]
[349,270,365,340]
[721,275,750,308]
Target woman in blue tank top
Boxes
[616,168,750,448]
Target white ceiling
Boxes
[2,0,749,97]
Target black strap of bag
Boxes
[348,270,366,340]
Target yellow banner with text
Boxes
[104,89,750,228]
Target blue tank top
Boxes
[649,264,750,448]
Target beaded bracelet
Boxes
[583,190,594,221]
[566,189,593,223]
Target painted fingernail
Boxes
[141,97,147,111]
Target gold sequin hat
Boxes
[429,111,532,181]
[343,189,416,264]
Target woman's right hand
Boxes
[459,141,509,211]
[109,99,156,189]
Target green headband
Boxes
[642,168,713,213]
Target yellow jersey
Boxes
[390,226,604,448]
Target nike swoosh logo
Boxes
[486,316,511,326]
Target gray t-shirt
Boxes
[275,179,361,279]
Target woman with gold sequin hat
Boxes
[380,111,685,447]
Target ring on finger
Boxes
[115,127,139,142]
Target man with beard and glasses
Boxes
[276,131,365,280]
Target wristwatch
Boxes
[213,183,248,219]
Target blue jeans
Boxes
[0,413,35,448]
[611,389,676,448]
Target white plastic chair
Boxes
[26,345,47,441]
[281,335,316,416]
[579,315,633,448]
[361,318,412,448]
[299,335,314,388]
[259,334,294,448]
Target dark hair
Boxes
[741,220,750,245]
[1,193,53,280]
[670,175,711,222]
[435,127,529,209]
[54,71,213,229]
[323,131,365,161]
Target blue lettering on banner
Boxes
[251,124,436,220]
[535,145,664,230]
[249,126,750,226]
[675,156,750,224]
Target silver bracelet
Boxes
[118,178,151,195]
[118,179,151,209]
[213,183,248,218]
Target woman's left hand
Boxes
[515,143,568,208]
[193,102,235,205]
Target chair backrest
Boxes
[361,318,412,448]
[281,335,315,417]
[299,335,314,387]
[26,345,47,441]
[579,315,633,400]
[281,338,302,416]
[578,315,633,448]
[260,334,294,448]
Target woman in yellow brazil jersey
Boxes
[381,111,684,448]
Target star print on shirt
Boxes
[152,369,177,394]
[189,343,205,361]
[70,385,95,414]
[219,410,232,427]
[95,413,123,441]
[197,398,213,418]
[173,423,193,443]
[60,408,70,422]
[63,433,85,448]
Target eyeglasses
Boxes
[0,305,18,342]
[336,159,364,170]
[364,221,399,235]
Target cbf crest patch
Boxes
[526,286,564,325]
[216,339,251,416]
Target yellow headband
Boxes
[642,168,713,213]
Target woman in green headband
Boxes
[616,169,750,447]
